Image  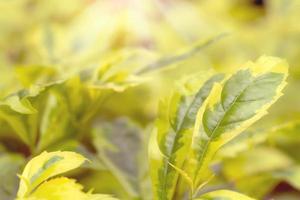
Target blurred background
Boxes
[1,0,300,199]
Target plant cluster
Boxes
[1,0,300,200]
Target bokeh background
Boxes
[1,0,300,199]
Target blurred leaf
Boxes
[86,51,148,92]
[223,147,292,180]
[0,152,24,200]
[0,107,38,147]
[93,118,144,198]
[0,87,43,115]
[232,174,277,199]
[0,80,64,146]
[38,92,73,151]
[15,65,57,87]
[136,34,227,75]
[274,166,300,190]
[218,129,267,158]
[198,189,256,200]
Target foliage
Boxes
[16,151,117,200]
[0,0,300,200]
[149,56,288,199]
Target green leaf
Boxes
[0,81,64,146]
[0,107,38,146]
[0,86,43,114]
[136,34,227,75]
[0,153,24,200]
[17,151,86,198]
[15,65,57,88]
[149,73,224,200]
[0,74,66,116]
[188,56,288,188]
[92,118,143,198]
[37,92,72,151]
[197,190,256,200]
[1,95,37,114]
[86,51,147,92]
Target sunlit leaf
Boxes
[17,151,86,198]
[188,56,288,188]
[149,73,224,200]
[197,190,256,200]
[19,177,118,200]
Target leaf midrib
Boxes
[160,90,206,197]
[193,75,258,184]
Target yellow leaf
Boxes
[18,177,117,200]
[17,151,86,198]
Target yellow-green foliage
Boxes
[16,151,117,200]
[0,1,300,200]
